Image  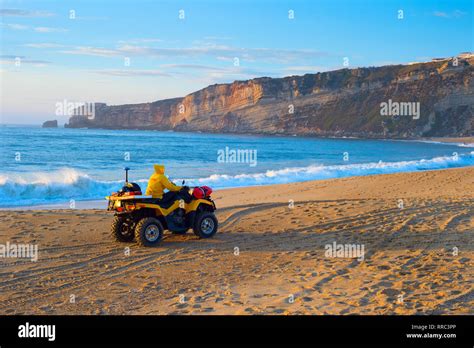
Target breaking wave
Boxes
[0,153,473,207]
[0,168,144,207]
[186,151,474,188]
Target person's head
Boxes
[153,164,165,174]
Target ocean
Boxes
[0,125,473,207]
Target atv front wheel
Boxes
[135,217,164,247]
[193,212,218,238]
[111,216,135,242]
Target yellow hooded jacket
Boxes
[145,165,181,199]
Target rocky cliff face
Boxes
[66,57,474,138]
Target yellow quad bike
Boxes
[106,168,217,246]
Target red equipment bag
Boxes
[193,186,213,199]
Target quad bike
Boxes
[106,168,218,246]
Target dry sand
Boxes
[0,167,472,315]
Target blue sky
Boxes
[0,0,472,124]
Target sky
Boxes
[0,0,472,124]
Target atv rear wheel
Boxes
[135,217,164,247]
[193,212,218,238]
[111,216,135,242]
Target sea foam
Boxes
[0,152,473,207]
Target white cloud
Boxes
[60,44,327,64]
[34,27,68,33]
[0,9,55,17]
[92,69,171,77]
[2,23,68,33]
[89,64,274,82]
[284,66,328,73]
[160,64,227,71]
[433,10,467,18]
[0,54,51,67]
[2,23,28,30]
[24,43,66,48]
[60,46,119,57]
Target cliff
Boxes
[65,56,474,138]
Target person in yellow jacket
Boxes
[145,164,182,201]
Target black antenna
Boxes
[124,167,130,183]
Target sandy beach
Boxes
[421,137,474,145]
[0,167,472,315]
